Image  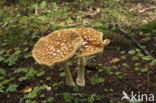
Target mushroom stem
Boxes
[62,62,75,86]
[76,57,86,87]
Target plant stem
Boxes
[35,0,38,14]
[76,57,86,86]
[62,62,75,86]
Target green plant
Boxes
[4,47,21,66]
[0,77,15,92]
[135,67,140,71]
[132,56,139,61]
[142,56,152,61]
[18,76,27,81]
[128,50,136,55]
[42,100,47,103]
[88,94,95,103]
[27,85,47,99]
[138,52,144,57]
[122,63,129,67]
[52,81,64,90]
[142,36,151,41]
[59,72,65,77]
[103,66,113,75]
[90,77,104,85]
[0,55,5,62]
[149,59,156,66]
[40,1,47,8]
[140,68,148,73]
[0,68,6,76]
[25,100,37,103]
[37,69,45,77]
[104,88,108,92]
[0,76,4,81]
[115,71,121,76]
[121,56,126,60]
[120,51,125,54]
[26,68,36,80]
[24,53,32,59]
[73,86,79,92]
[6,84,18,92]
[134,62,141,67]
[63,92,73,103]
[112,65,118,69]
[98,68,104,72]
[46,77,51,81]
[13,68,28,73]
[109,88,114,92]
[40,94,45,98]
[47,97,54,102]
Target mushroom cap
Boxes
[70,28,104,59]
[32,29,83,66]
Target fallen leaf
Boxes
[103,39,110,46]
[24,86,32,93]
[110,58,120,63]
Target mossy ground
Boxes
[0,0,156,103]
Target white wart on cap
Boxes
[32,29,83,66]
[70,28,104,59]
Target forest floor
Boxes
[0,0,156,103]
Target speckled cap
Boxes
[32,29,83,66]
[70,28,104,59]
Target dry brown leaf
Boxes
[103,39,110,46]
[110,58,120,63]
[23,86,32,93]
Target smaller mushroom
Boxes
[32,29,83,86]
[70,28,104,87]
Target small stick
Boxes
[139,6,156,13]
[35,4,38,14]
[35,0,39,14]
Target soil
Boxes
[1,41,156,103]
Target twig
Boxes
[116,25,155,60]
[147,72,150,91]
[35,4,38,14]
[139,6,156,13]
[35,0,39,14]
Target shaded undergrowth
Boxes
[0,0,156,103]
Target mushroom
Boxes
[70,28,104,87]
[32,29,83,86]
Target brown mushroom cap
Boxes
[70,28,104,59]
[32,29,83,66]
